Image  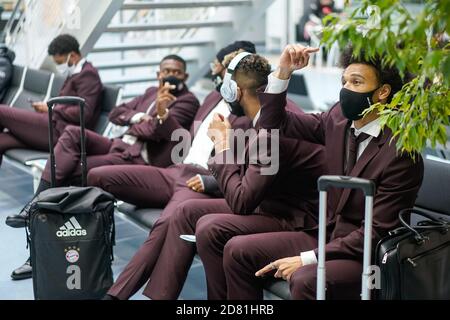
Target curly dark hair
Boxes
[340,45,404,102]
[223,51,271,94]
[48,34,80,56]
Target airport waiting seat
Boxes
[12,68,52,109]
[50,74,66,98]
[4,76,121,166]
[1,65,25,105]
[117,202,164,230]
[116,156,450,300]
[94,84,121,134]
[412,156,450,223]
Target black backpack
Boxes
[0,44,15,102]
[23,96,116,300]
[25,186,116,300]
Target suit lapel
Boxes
[335,129,390,213]
[145,90,159,116]
[330,119,350,176]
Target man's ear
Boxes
[68,52,76,66]
[236,86,242,101]
[184,73,189,82]
[377,84,391,103]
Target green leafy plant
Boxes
[321,0,449,155]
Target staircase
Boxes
[86,0,274,100]
[3,0,274,100]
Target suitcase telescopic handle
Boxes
[47,96,87,188]
[316,175,376,301]
[318,175,375,196]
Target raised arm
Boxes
[126,91,199,142]
[258,44,327,145]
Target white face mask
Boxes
[55,53,76,77]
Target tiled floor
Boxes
[0,161,206,300]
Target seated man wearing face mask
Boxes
[5,54,200,280]
[0,34,103,166]
[220,44,424,300]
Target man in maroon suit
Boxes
[5,54,200,280]
[0,34,103,165]
[99,51,325,300]
[87,41,257,208]
[216,44,424,300]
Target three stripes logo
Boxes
[56,217,87,238]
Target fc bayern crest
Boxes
[65,248,80,263]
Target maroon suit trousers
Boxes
[0,105,50,163]
[223,231,362,300]
[40,125,145,185]
[90,164,215,299]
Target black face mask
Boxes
[227,101,246,117]
[339,87,378,121]
[162,76,185,94]
[213,75,223,92]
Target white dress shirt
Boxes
[265,72,382,266]
[183,99,231,169]
[72,58,86,75]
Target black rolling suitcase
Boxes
[23,96,116,300]
[375,209,450,300]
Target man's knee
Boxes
[196,215,230,252]
[171,199,197,221]
[289,264,317,300]
[87,167,109,188]
[223,236,251,271]
[62,125,81,141]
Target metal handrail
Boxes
[1,0,25,43]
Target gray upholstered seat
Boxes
[4,149,49,163]
[414,157,450,220]
[94,85,120,134]
[1,65,25,105]
[13,68,52,109]
[4,75,121,166]
[50,74,65,98]
[117,202,163,230]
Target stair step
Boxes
[107,20,233,32]
[92,39,214,53]
[122,0,252,10]
[104,76,158,85]
[95,58,197,70]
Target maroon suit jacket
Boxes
[209,99,326,230]
[258,90,424,261]
[52,61,103,137]
[161,90,252,140]
[108,85,200,168]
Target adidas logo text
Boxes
[56,217,87,238]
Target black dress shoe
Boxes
[11,258,32,280]
[5,210,28,228]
